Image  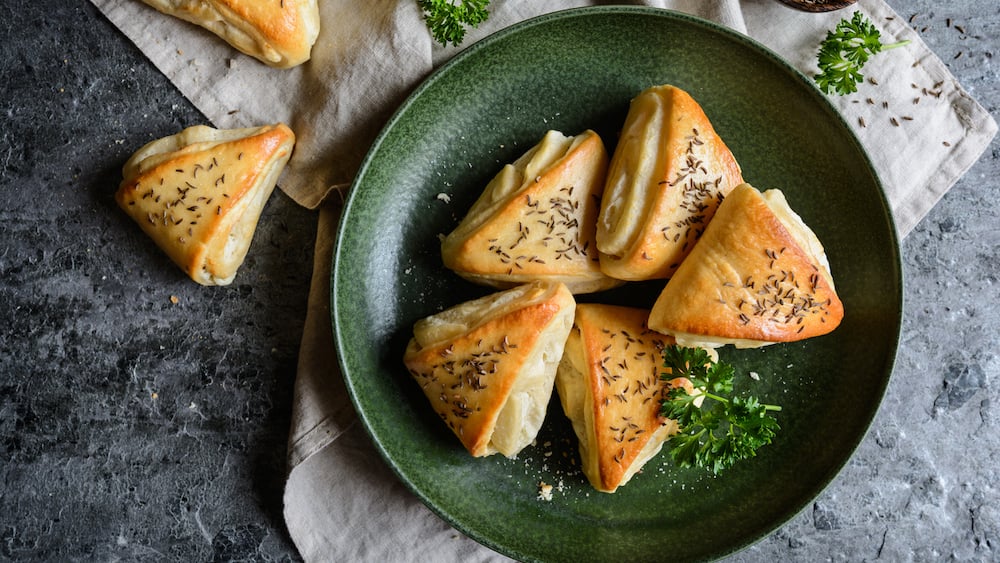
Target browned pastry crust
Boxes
[647,183,844,348]
[116,123,295,286]
[555,304,717,493]
[441,130,622,294]
[597,84,744,281]
[138,0,320,68]
[403,282,576,458]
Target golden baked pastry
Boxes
[139,0,320,68]
[441,130,621,294]
[596,84,744,281]
[555,304,718,493]
[647,183,845,348]
[403,281,576,458]
[116,123,295,286]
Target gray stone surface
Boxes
[1,2,313,560]
[0,0,997,561]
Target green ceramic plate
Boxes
[332,7,901,562]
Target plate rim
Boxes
[332,6,903,561]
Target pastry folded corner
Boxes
[403,281,576,458]
[647,183,845,349]
[596,84,744,281]
[116,123,296,286]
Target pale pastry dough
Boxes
[647,183,844,348]
[139,0,320,68]
[116,123,295,286]
[555,304,718,493]
[597,84,744,281]
[403,281,576,458]
[441,130,622,294]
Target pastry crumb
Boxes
[169,295,180,304]
[537,481,553,501]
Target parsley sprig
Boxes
[814,11,911,96]
[418,0,491,47]
[660,345,781,474]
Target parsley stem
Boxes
[699,391,781,412]
[701,391,729,404]
[882,40,911,51]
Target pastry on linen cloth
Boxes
[116,123,295,286]
[596,84,744,281]
[555,304,718,493]
[441,130,621,294]
[403,281,576,458]
[647,183,845,349]
[138,0,320,68]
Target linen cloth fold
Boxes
[89,0,996,560]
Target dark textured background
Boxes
[1,1,313,560]
[1,1,997,561]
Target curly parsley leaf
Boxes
[418,0,491,47]
[660,345,781,474]
[814,11,910,96]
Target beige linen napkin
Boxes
[90,0,996,560]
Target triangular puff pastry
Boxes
[555,304,718,493]
[441,130,621,294]
[403,281,576,458]
[116,123,295,286]
[139,0,320,68]
[597,84,744,281]
[648,183,845,348]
